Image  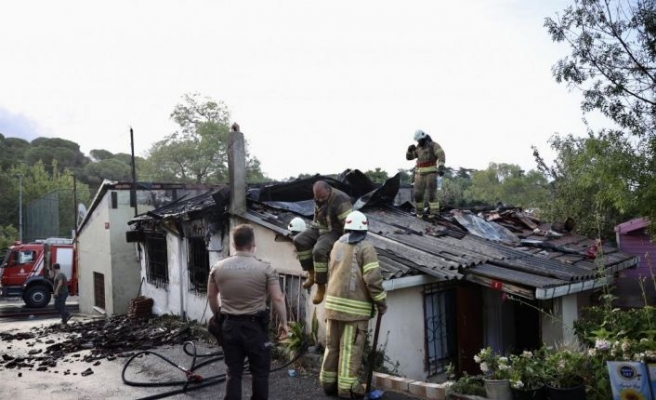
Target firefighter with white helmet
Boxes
[406,129,446,218]
[287,217,306,236]
[320,210,387,399]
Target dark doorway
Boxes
[514,299,541,351]
[94,272,105,309]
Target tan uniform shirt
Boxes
[406,140,446,174]
[209,251,279,315]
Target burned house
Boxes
[76,180,211,316]
[123,169,638,382]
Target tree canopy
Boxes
[144,93,267,184]
[544,0,656,235]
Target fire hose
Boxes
[122,339,307,400]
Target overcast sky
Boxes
[0,0,606,180]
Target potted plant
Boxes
[474,347,512,400]
[445,373,487,400]
[543,346,587,400]
[508,350,546,400]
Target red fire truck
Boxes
[0,238,78,308]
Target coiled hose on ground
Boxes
[122,339,307,400]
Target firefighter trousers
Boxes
[292,227,340,285]
[414,172,438,216]
[320,319,368,399]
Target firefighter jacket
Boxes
[325,235,387,321]
[314,187,353,235]
[406,140,445,174]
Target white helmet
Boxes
[288,217,306,235]
[344,211,368,231]
[414,129,427,142]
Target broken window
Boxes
[144,232,168,287]
[424,283,457,376]
[188,237,210,294]
[270,273,304,326]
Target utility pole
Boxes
[73,175,78,238]
[16,174,23,242]
[130,127,138,217]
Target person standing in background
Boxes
[53,263,72,324]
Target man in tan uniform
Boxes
[207,224,289,400]
[293,180,353,304]
[320,211,387,399]
[406,129,446,218]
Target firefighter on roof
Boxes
[406,129,446,218]
[292,180,353,304]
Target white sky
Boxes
[0,0,608,180]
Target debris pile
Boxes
[127,296,154,319]
[0,316,194,374]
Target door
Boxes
[456,282,484,375]
[94,272,105,310]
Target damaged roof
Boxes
[129,171,639,299]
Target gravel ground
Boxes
[0,316,421,400]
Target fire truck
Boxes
[0,238,78,308]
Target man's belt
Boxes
[416,161,436,168]
[222,313,260,321]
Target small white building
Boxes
[76,181,210,316]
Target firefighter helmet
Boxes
[414,129,427,142]
[344,211,368,231]
[288,217,306,235]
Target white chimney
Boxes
[228,123,247,215]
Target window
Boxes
[18,251,35,264]
[188,237,210,294]
[145,232,168,287]
[94,272,105,309]
[271,273,305,326]
[424,283,457,376]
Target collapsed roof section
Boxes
[127,170,638,299]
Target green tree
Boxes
[0,135,29,170]
[25,137,89,174]
[463,163,549,209]
[545,0,656,232]
[145,93,267,184]
[10,161,91,239]
[534,131,640,238]
[546,0,656,137]
[82,158,133,186]
[90,149,114,161]
[364,168,389,184]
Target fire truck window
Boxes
[18,251,35,264]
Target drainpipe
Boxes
[228,123,247,216]
[179,237,186,321]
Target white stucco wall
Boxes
[108,191,144,315]
[140,231,225,323]
[78,195,112,315]
[540,293,585,346]
[375,286,427,381]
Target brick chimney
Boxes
[228,123,247,215]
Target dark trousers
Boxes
[222,319,271,400]
[54,292,70,323]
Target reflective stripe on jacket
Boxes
[406,141,445,174]
[314,187,353,235]
[325,236,387,321]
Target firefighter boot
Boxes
[313,284,326,305]
[302,269,315,290]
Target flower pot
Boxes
[544,384,586,400]
[484,378,512,400]
[511,386,545,400]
